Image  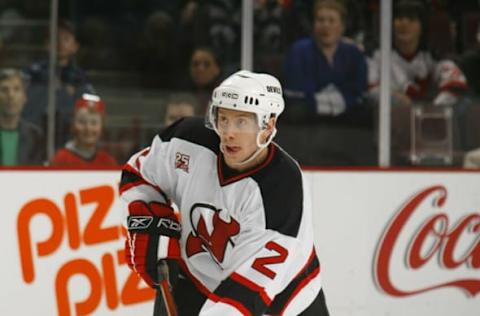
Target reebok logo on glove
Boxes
[157,218,182,233]
[127,216,153,230]
[127,216,181,234]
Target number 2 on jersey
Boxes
[252,241,288,279]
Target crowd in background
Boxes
[1,0,480,168]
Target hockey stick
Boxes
[153,261,178,316]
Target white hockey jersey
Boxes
[120,118,322,316]
[368,49,467,106]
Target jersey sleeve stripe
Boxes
[266,248,320,315]
[231,272,272,304]
[119,168,145,194]
[119,165,168,202]
[292,248,317,280]
[177,260,251,314]
[178,259,271,315]
[220,298,251,316]
[208,295,252,316]
[135,148,150,170]
[279,266,320,315]
[177,259,212,297]
[212,274,269,315]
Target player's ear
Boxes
[267,117,276,132]
[262,117,276,139]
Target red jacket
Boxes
[52,148,117,168]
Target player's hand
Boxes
[125,200,181,288]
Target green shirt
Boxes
[0,129,19,166]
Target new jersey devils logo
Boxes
[186,203,240,265]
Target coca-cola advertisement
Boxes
[374,185,480,298]
[310,171,480,316]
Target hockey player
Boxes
[120,70,329,315]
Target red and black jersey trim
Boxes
[177,260,271,316]
[211,272,272,315]
[158,117,220,154]
[266,249,320,315]
[217,144,276,186]
[119,165,169,202]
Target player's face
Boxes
[394,16,422,47]
[0,76,27,119]
[73,107,103,149]
[313,7,344,48]
[216,108,263,168]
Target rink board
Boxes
[0,169,479,315]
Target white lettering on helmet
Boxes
[266,86,282,94]
[221,92,239,99]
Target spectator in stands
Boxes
[283,0,368,123]
[137,10,179,89]
[457,16,480,97]
[23,19,94,148]
[368,0,468,107]
[176,0,241,73]
[254,1,284,53]
[77,16,119,70]
[141,92,198,148]
[0,69,45,166]
[185,46,222,114]
[253,0,293,78]
[368,0,469,166]
[164,93,197,127]
[51,93,117,167]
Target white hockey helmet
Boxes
[206,70,284,131]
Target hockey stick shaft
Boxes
[153,261,178,316]
[159,278,178,316]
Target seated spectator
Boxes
[142,92,198,148]
[368,0,467,107]
[137,10,178,89]
[77,16,119,70]
[254,1,283,54]
[458,19,480,97]
[283,0,368,123]
[177,0,241,72]
[164,93,197,127]
[184,46,222,114]
[51,94,117,167]
[23,19,94,148]
[253,0,285,77]
[0,69,45,166]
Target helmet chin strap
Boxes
[220,127,277,168]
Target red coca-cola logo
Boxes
[374,185,480,297]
